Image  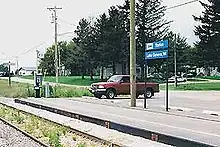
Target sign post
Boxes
[8,61,11,87]
[144,60,147,108]
[166,59,169,111]
[145,40,169,111]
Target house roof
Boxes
[20,67,36,71]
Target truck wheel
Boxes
[94,94,102,99]
[106,89,116,99]
[145,88,153,98]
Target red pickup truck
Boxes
[89,75,159,99]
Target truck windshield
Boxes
[107,75,122,82]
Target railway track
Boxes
[0,117,49,147]
[0,101,120,147]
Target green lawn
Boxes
[22,75,102,86]
[160,82,220,91]
[0,79,34,98]
[0,79,92,98]
[21,76,220,91]
[186,78,208,82]
[200,76,220,80]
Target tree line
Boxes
[39,0,220,79]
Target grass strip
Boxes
[0,80,92,98]
[0,104,107,147]
[160,82,220,91]
[22,76,101,86]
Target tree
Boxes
[185,45,203,67]
[136,0,170,79]
[40,41,82,76]
[165,31,191,75]
[39,45,55,75]
[73,18,98,80]
[118,0,170,79]
[0,64,8,72]
[59,41,82,75]
[107,6,129,74]
[144,32,191,77]
[94,13,111,80]
[118,0,130,74]
[194,0,220,70]
[92,6,129,79]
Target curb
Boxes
[160,106,194,112]
[202,110,220,116]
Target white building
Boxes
[196,67,220,76]
[19,67,36,76]
[99,63,142,80]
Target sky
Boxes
[0,0,205,71]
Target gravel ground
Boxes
[0,120,43,147]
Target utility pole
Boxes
[47,6,62,84]
[15,56,19,76]
[174,34,177,87]
[58,44,61,76]
[8,61,11,87]
[36,50,39,74]
[130,0,136,107]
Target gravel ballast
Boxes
[0,120,43,147]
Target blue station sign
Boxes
[145,50,168,60]
[146,40,168,51]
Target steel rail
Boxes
[0,117,49,147]
[0,101,120,147]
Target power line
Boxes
[58,31,74,36]
[16,41,47,57]
[58,18,77,27]
[3,41,47,60]
[4,32,72,65]
[167,0,199,10]
[7,31,73,61]
[0,41,48,65]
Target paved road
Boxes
[126,91,220,111]
[81,91,220,117]
[15,98,220,146]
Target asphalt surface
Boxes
[15,97,220,146]
[81,91,220,117]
